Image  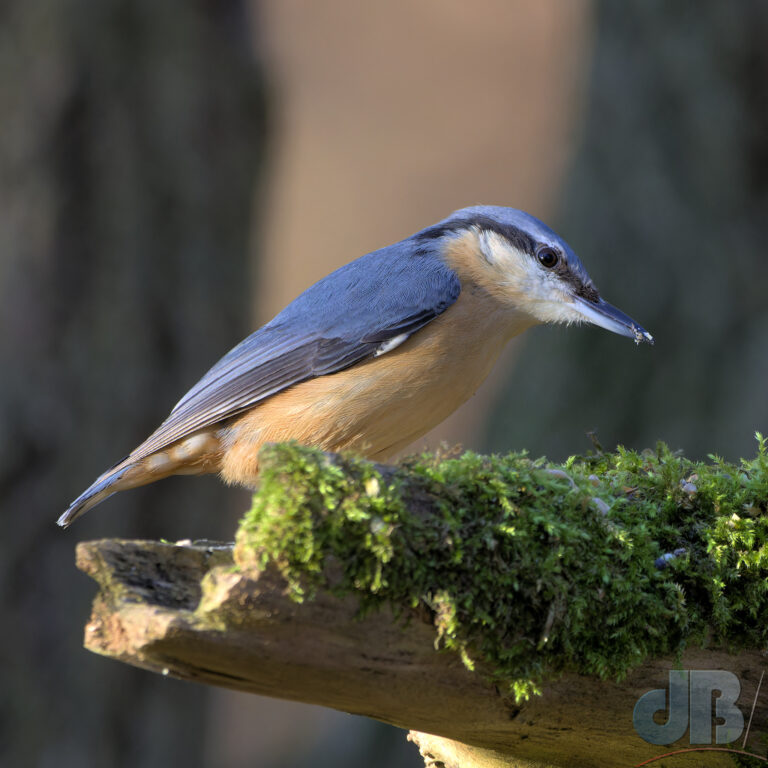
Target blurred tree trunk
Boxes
[0,1,266,766]
[486,1,768,464]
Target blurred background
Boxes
[1,1,766,766]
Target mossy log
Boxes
[75,442,768,767]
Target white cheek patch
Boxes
[478,230,531,283]
[477,230,502,264]
[523,274,586,325]
[530,298,586,326]
[473,228,589,327]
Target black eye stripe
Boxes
[417,217,600,299]
[534,245,599,301]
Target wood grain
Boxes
[76,538,767,767]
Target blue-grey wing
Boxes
[129,243,461,460]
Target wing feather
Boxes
[129,242,461,461]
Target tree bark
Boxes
[0,2,265,765]
[76,537,766,768]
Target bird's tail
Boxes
[57,461,132,528]
[57,430,223,528]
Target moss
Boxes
[236,435,768,702]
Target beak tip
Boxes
[633,328,654,346]
[573,295,653,346]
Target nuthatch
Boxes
[58,206,652,527]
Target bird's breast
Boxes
[220,286,534,484]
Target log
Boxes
[77,538,767,768]
[74,443,768,767]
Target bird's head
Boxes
[424,205,653,344]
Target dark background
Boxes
[1,1,765,766]
[489,2,768,464]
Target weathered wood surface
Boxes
[76,538,768,767]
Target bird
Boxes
[58,205,653,528]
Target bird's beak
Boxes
[573,295,654,345]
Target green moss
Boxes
[236,435,768,702]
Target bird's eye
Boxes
[537,247,559,269]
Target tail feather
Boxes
[58,429,224,527]
[57,465,129,528]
